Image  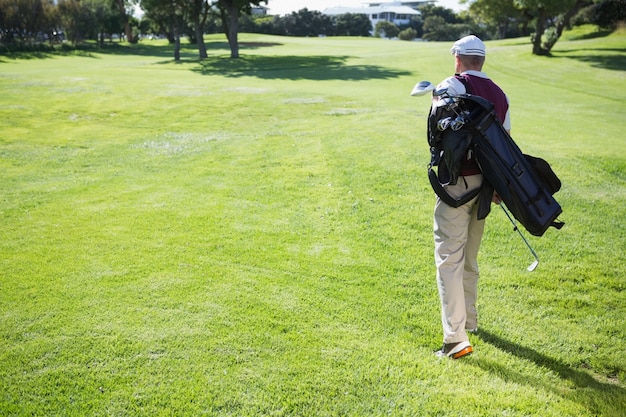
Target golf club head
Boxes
[410,81,435,97]
[527,259,539,272]
[433,87,450,97]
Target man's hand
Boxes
[492,192,502,204]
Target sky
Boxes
[265,0,467,16]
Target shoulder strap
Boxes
[426,79,484,208]
[455,74,470,93]
[428,167,481,207]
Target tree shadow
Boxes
[473,329,625,416]
[0,42,168,60]
[95,40,284,57]
[567,29,614,40]
[0,46,100,60]
[1,40,410,81]
[240,41,284,48]
[190,54,412,80]
[550,47,626,71]
[0,39,284,60]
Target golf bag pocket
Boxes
[471,108,564,236]
[524,154,561,195]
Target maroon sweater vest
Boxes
[457,74,508,124]
[456,74,509,175]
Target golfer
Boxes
[432,35,511,359]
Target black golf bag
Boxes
[428,93,564,237]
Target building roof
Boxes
[323,5,420,16]
[366,1,431,6]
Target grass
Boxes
[1,28,625,416]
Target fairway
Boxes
[1,30,625,416]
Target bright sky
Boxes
[265,0,467,15]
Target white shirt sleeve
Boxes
[433,75,512,131]
[431,76,466,108]
[502,96,511,131]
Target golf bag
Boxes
[428,93,564,237]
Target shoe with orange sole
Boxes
[435,341,473,359]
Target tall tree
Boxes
[190,0,209,58]
[112,0,136,42]
[590,0,626,29]
[142,0,186,59]
[0,0,57,44]
[58,0,92,44]
[418,4,460,24]
[514,0,592,55]
[214,0,266,58]
[465,0,524,38]
[84,0,122,45]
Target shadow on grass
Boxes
[1,40,409,81]
[0,46,102,60]
[550,47,626,71]
[474,330,625,415]
[0,42,166,60]
[1,41,410,81]
[90,40,283,57]
[190,54,412,80]
[0,39,282,61]
[567,29,614,40]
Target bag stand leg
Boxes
[500,204,539,272]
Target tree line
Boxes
[1,0,624,57]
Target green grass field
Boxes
[1,27,625,416]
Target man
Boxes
[432,35,511,359]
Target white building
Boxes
[323,1,434,28]
[251,5,269,15]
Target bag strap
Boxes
[455,73,470,92]
[428,167,481,208]
[552,220,565,230]
[426,78,483,208]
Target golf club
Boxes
[411,82,468,123]
[412,79,545,272]
[500,204,539,271]
[410,80,435,96]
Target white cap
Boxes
[450,35,486,57]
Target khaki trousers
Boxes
[433,174,485,344]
